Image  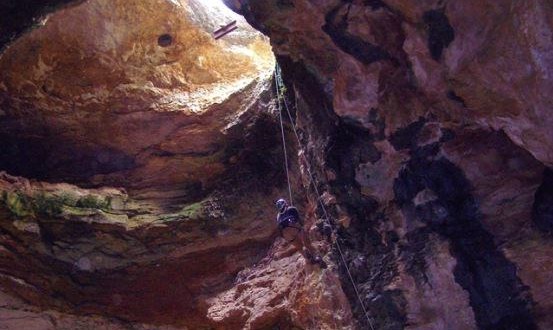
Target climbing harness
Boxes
[276,201,303,243]
[279,218,303,243]
[274,64,377,330]
[213,20,238,39]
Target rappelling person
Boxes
[275,198,326,268]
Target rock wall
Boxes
[0,0,355,329]
[0,0,86,52]
[0,0,275,193]
[228,0,553,329]
[0,0,552,329]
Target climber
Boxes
[275,198,326,268]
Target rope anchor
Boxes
[213,20,238,40]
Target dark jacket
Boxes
[277,206,301,228]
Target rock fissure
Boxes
[422,9,455,61]
[323,3,393,66]
[395,155,536,329]
[0,0,552,329]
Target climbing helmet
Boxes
[275,198,287,211]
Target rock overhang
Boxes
[0,0,275,191]
[0,0,274,113]
[0,1,289,326]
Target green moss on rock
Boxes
[1,190,112,219]
[76,195,112,210]
[179,202,204,219]
[2,191,33,218]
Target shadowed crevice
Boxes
[0,0,84,52]
[423,9,455,61]
[532,169,553,233]
[394,156,536,330]
[323,3,392,65]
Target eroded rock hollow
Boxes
[0,0,552,329]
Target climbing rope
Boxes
[274,64,377,330]
[275,68,294,206]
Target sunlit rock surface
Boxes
[0,0,358,329]
[0,0,274,191]
[1,0,553,329]
[0,0,334,328]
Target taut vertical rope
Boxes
[274,67,293,205]
[276,64,377,330]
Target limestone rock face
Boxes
[0,0,274,192]
[401,0,553,166]
[0,1,355,329]
[1,0,553,329]
[0,170,355,329]
[230,0,553,329]
[206,239,354,329]
[233,0,553,165]
[0,0,86,51]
